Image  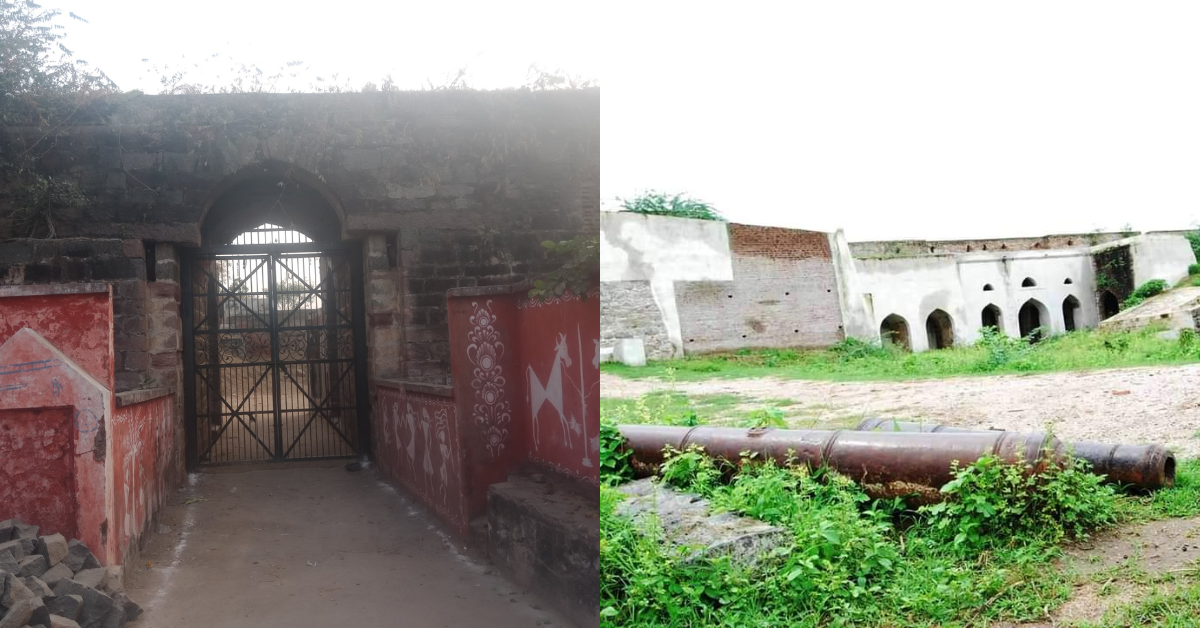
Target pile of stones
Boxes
[0,519,142,628]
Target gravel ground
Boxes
[602,364,1200,457]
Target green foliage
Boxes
[658,445,724,494]
[829,337,891,361]
[920,455,1116,552]
[1123,278,1168,309]
[600,396,1200,626]
[619,191,724,221]
[738,407,788,429]
[528,235,598,303]
[600,421,634,485]
[602,327,1200,383]
[1,1,116,238]
[1189,263,1200,276]
[601,450,1134,626]
[974,325,1032,371]
[1187,229,1200,262]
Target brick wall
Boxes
[600,281,674,360]
[851,232,1130,258]
[676,225,844,353]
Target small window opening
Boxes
[983,284,994,291]
[1021,277,1037,287]
[1063,278,1073,285]
[144,241,156,282]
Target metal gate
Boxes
[182,242,368,466]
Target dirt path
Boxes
[602,364,1200,456]
[126,462,573,628]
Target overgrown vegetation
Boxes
[1,1,116,238]
[527,235,599,303]
[619,191,724,221]
[1123,278,1169,309]
[599,430,1200,627]
[603,327,1200,382]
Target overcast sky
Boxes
[600,2,1200,241]
[46,1,1200,242]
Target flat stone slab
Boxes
[615,478,792,567]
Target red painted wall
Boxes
[446,296,528,521]
[109,394,177,565]
[0,293,114,391]
[374,385,467,536]
[0,407,78,540]
[515,289,601,486]
[0,327,110,562]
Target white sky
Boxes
[45,2,1200,242]
[600,2,1200,241]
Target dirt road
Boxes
[126,462,573,628]
[602,364,1200,456]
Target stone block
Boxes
[0,539,29,561]
[36,535,68,568]
[612,338,647,367]
[121,239,143,259]
[100,567,121,595]
[50,580,111,628]
[71,569,106,591]
[39,563,73,588]
[98,596,124,628]
[47,594,82,620]
[8,521,37,541]
[0,522,11,544]
[615,478,791,567]
[111,592,140,623]
[61,542,99,574]
[29,596,51,627]
[0,553,17,576]
[22,576,54,599]
[50,614,82,628]
[1,572,34,609]
[487,474,599,625]
[17,554,47,578]
[0,598,33,628]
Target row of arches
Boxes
[879,295,1085,351]
[983,277,1074,291]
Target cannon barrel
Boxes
[855,418,1175,490]
[617,424,1068,496]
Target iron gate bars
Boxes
[182,242,370,467]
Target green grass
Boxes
[602,327,1200,383]
[600,429,1200,627]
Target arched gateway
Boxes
[182,163,368,465]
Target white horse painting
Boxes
[528,333,572,451]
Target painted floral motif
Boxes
[516,287,601,309]
[467,300,510,457]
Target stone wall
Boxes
[676,225,844,353]
[600,281,674,360]
[850,231,1130,258]
[0,90,599,388]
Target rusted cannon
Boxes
[617,424,1070,498]
[855,418,1175,490]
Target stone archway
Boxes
[925,309,954,350]
[1062,295,1081,332]
[880,314,911,351]
[1100,291,1120,320]
[183,165,368,468]
[981,304,1003,331]
[1019,299,1049,341]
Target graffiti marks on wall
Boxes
[466,301,511,458]
[375,387,463,531]
[111,396,176,564]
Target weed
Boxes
[602,327,1200,383]
[1123,279,1168,309]
[599,421,634,485]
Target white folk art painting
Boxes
[527,323,601,469]
[466,301,511,457]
